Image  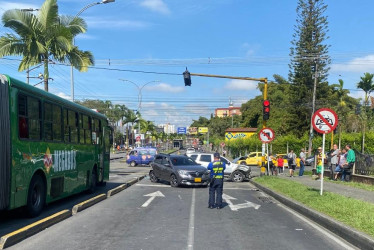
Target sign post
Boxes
[312,108,338,196]
[258,128,275,176]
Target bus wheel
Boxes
[26,174,46,217]
[88,168,97,193]
[130,161,136,167]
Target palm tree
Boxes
[0,0,93,91]
[357,72,374,106]
[123,110,138,147]
[140,120,155,144]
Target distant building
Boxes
[158,123,175,134]
[215,98,242,117]
[225,128,257,141]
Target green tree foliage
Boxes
[76,99,127,125]
[288,0,331,137]
[357,72,374,106]
[0,0,94,91]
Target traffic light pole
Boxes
[187,71,269,176]
[262,79,268,176]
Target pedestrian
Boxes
[342,144,355,182]
[330,144,339,180]
[266,154,274,175]
[339,149,347,181]
[277,155,284,174]
[207,152,226,209]
[223,150,226,157]
[316,147,325,180]
[299,148,306,177]
[288,150,297,177]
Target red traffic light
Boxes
[263,99,270,121]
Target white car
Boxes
[186,153,251,182]
[186,148,196,154]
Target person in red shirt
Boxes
[277,156,284,174]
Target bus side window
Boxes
[18,94,41,140]
[18,95,28,138]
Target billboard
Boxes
[225,132,255,141]
[188,127,198,135]
[198,127,209,134]
[177,127,187,134]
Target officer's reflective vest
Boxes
[212,161,224,179]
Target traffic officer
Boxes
[207,152,226,209]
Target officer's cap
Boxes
[214,152,220,158]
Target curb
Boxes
[107,184,128,197]
[72,194,106,215]
[250,179,374,250]
[0,210,71,249]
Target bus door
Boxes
[103,126,112,181]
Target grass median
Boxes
[254,176,374,237]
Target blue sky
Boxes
[1,0,374,129]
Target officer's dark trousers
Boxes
[209,178,223,207]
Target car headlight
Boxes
[178,170,188,175]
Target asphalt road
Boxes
[9,177,356,250]
[0,155,148,237]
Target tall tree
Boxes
[289,0,331,155]
[357,72,374,106]
[0,0,93,91]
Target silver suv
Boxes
[187,153,251,182]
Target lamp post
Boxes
[71,0,115,102]
[119,79,159,146]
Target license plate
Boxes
[194,178,202,182]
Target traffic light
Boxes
[183,68,191,86]
[263,99,270,120]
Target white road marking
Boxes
[277,203,357,250]
[178,195,182,200]
[187,188,196,250]
[222,194,261,211]
[141,191,165,208]
[136,184,171,188]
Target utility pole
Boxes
[308,60,318,156]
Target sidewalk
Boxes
[277,174,374,204]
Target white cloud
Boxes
[0,2,39,14]
[140,0,170,15]
[348,90,365,101]
[184,104,212,115]
[56,92,71,100]
[86,18,149,29]
[144,83,185,93]
[224,79,258,91]
[331,54,374,73]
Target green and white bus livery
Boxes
[0,74,112,217]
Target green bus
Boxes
[0,74,112,217]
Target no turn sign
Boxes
[258,128,275,143]
[312,108,338,134]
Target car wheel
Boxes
[149,170,159,183]
[170,174,179,187]
[26,174,46,217]
[240,161,247,165]
[231,170,245,182]
[130,161,136,167]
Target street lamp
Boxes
[119,79,160,146]
[71,0,115,101]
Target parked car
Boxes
[243,152,265,166]
[126,147,157,167]
[186,148,196,155]
[187,153,251,182]
[149,154,210,187]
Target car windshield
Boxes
[170,157,197,166]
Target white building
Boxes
[158,123,175,134]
